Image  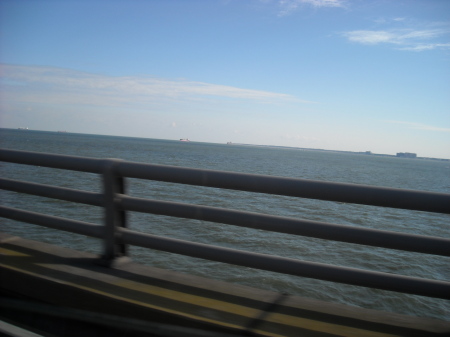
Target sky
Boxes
[1,0,449,158]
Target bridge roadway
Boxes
[1,232,449,337]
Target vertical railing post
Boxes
[100,159,129,266]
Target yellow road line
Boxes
[115,279,260,316]
[261,312,399,337]
[0,248,30,257]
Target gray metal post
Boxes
[100,159,129,266]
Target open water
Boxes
[1,129,449,320]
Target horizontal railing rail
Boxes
[0,205,104,238]
[118,228,450,299]
[1,148,449,300]
[0,178,103,206]
[116,161,450,214]
[118,195,450,256]
[2,149,449,213]
[0,148,106,173]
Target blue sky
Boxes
[1,0,449,158]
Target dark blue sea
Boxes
[1,129,449,320]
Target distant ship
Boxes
[18,127,29,130]
[180,138,190,142]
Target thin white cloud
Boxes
[344,30,396,44]
[398,43,450,52]
[385,120,450,132]
[344,29,445,44]
[342,26,450,52]
[1,64,309,106]
[278,0,345,16]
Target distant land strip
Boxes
[225,142,449,162]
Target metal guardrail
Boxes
[1,148,449,300]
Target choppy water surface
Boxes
[1,129,449,320]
